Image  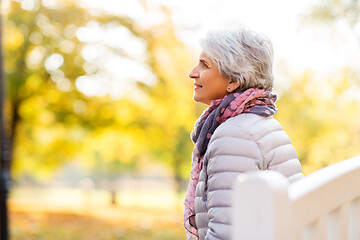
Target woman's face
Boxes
[189,52,231,105]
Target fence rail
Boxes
[232,156,360,240]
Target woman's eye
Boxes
[200,61,208,68]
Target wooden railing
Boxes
[232,156,360,240]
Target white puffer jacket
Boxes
[194,113,303,240]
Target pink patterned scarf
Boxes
[183,88,278,239]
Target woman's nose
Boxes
[189,67,199,79]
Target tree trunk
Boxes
[110,189,117,205]
[8,103,19,174]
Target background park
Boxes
[1,0,360,239]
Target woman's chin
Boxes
[193,95,202,104]
[193,95,210,105]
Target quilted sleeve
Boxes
[255,119,304,182]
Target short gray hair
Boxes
[200,27,274,91]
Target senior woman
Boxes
[183,27,303,240]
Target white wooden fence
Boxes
[232,156,360,240]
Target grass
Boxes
[8,187,186,240]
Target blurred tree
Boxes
[305,0,360,28]
[274,0,360,174]
[142,17,199,192]
[5,0,90,179]
[4,0,197,202]
[276,70,360,175]
[4,0,147,179]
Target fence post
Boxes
[232,171,291,240]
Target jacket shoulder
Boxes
[213,113,283,140]
[207,113,303,181]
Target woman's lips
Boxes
[194,83,202,91]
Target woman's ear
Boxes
[226,79,241,93]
